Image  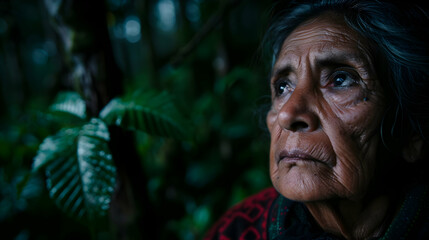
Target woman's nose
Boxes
[278,88,319,132]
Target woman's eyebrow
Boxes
[315,52,369,69]
[271,65,293,79]
[271,51,370,79]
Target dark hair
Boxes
[264,0,429,157]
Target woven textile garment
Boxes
[204,185,429,240]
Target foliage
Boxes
[100,91,192,140]
[32,91,113,223]
[33,120,114,221]
[0,0,275,239]
[49,91,87,120]
[32,88,191,229]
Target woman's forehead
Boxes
[274,12,374,73]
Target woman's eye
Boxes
[331,72,358,88]
[278,82,287,95]
[274,81,290,96]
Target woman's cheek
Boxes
[322,102,383,198]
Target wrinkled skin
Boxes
[267,12,385,202]
[266,12,389,238]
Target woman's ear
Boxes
[402,135,425,163]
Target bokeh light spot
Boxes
[124,16,141,43]
[32,48,49,65]
[155,0,177,32]
[186,1,200,23]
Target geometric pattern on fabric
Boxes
[204,188,279,240]
[205,184,429,239]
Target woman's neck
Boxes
[305,193,396,240]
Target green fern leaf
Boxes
[77,118,115,215]
[99,91,192,140]
[49,91,87,120]
[33,127,80,172]
[34,118,116,221]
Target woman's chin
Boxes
[276,185,334,202]
[272,167,336,202]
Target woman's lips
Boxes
[277,150,327,165]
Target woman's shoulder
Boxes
[203,187,279,240]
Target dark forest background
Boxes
[0,0,277,239]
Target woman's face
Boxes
[267,13,386,202]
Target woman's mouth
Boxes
[278,150,327,165]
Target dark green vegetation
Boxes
[0,0,275,239]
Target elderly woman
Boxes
[204,0,429,239]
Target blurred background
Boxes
[0,0,277,239]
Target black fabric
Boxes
[268,196,343,240]
[268,184,429,240]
